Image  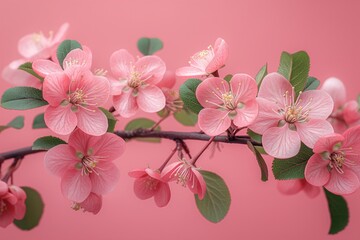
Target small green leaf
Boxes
[1,87,48,110]
[272,144,313,180]
[255,64,268,86]
[247,141,268,182]
[224,74,233,82]
[32,136,66,150]
[179,78,203,114]
[324,188,349,234]
[13,187,44,230]
[18,62,44,82]
[247,129,262,143]
[157,108,170,118]
[99,107,117,133]
[173,108,198,126]
[124,118,161,143]
[278,51,310,96]
[57,40,82,69]
[0,116,25,133]
[137,37,163,56]
[32,113,47,129]
[304,76,320,91]
[195,170,231,223]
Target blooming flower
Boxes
[2,23,69,88]
[0,181,26,228]
[156,71,183,114]
[305,126,360,194]
[162,159,206,200]
[128,168,171,207]
[176,38,228,78]
[109,49,166,118]
[277,179,320,198]
[71,192,102,214]
[196,74,258,136]
[249,72,334,159]
[44,129,125,202]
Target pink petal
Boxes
[79,193,102,214]
[81,75,110,106]
[298,90,333,120]
[262,125,301,159]
[44,144,78,177]
[233,99,258,128]
[67,129,92,154]
[133,177,157,200]
[87,133,126,161]
[76,108,108,136]
[328,117,348,134]
[33,59,62,77]
[61,169,92,202]
[258,72,292,106]
[2,60,42,88]
[63,46,92,70]
[325,167,360,195]
[128,169,147,178]
[110,49,135,79]
[154,182,171,207]
[198,108,231,136]
[175,66,206,78]
[9,186,27,219]
[196,77,229,108]
[145,168,162,181]
[312,133,344,154]
[18,33,50,59]
[295,119,334,148]
[113,89,138,118]
[343,101,360,125]
[90,162,120,195]
[42,72,69,106]
[135,56,166,85]
[321,77,346,111]
[191,169,206,200]
[44,105,77,135]
[0,181,8,196]
[51,22,70,44]
[137,86,166,113]
[110,78,127,95]
[304,154,330,186]
[161,162,183,182]
[230,74,258,103]
[156,70,176,89]
[206,38,228,74]
[342,125,360,151]
[277,180,303,195]
[0,204,15,228]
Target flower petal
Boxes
[76,108,108,136]
[42,72,69,106]
[44,144,78,177]
[258,72,292,105]
[133,177,156,200]
[18,33,50,59]
[233,99,258,128]
[0,181,9,196]
[128,169,147,178]
[248,98,281,134]
[230,74,258,103]
[137,85,166,113]
[196,77,229,108]
[113,89,138,118]
[305,154,330,186]
[2,59,42,88]
[343,101,360,125]
[298,90,333,119]
[295,119,334,148]
[90,162,120,195]
[342,125,360,151]
[175,66,206,78]
[44,105,77,135]
[88,132,126,161]
[110,49,134,79]
[156,70,176,89]
[52,22,70,44]
[110,78,127,95]
[277,180,303,195]
[61,169,92,202]
[206,38,228,74]
[63,46,92,71]
[9,186,27,219]
[79,192,102,214]
[198,108,231,136]
[321,77,346,111]
[325,167,360,195]
[161,162,183,182]
[154,182,171,207]
[136,55,166,85]
[190,169,206,200]
[312,133,344,154]
[32,59,62,77]
[0,203,15,228]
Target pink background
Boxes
[1,0,360,239]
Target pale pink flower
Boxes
[42,67,110,136]
[277,179,320,198]
[72,192,102,214]
[156,71,183,113]
[305,126,360,195]
[176,38,228,78]
[162,159,206,200]
[109,49,166,118]
[44,129,125,202]
[128,168,171,207]
[2,23,69,88]
[196,74,258,136]
[0,181,26,228]
[343,100,360,127]
[249,72,334,159]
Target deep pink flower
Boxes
[72,192,102,214]
[1,23,69,88]
[109,49,166,118]
[249,73,334,159]
[0,181,26,228]
[277,179,320,198]
[196,74,258,136]
[176,38,228,78]
[44,129,125,202]
[162,159,206,200]
[128,168,171,207]
[305,126,360,195]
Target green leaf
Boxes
[224,74,233,82]
[0,116,25,133]
[157,108,170,118]
[57,40,82,69]
[137,37,163,56]
[32,113,47,129]
[173,108,198,126]
[272,144,313,180]
[13,187,44,230]
[324,188,349,234]
[124,118,161,143]
[255,64,268,86]
[247,129,262,143]
[18,62,44,82]
[195,170,231,223]
[278,51,310,96]
[247,141,268,182]
[32,136,66,150]
[99,107,117,133]
[304,76,320,91]
[1,87,48,110]
[179,78,203,114]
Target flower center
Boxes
[221,92,235,110]
[0,200,7,215]
[145,177,159,191]
[128,70,143,88]
[281,90,311,124]
[69,89,86,105]
[329,152,346,174]
[75,155,98,176]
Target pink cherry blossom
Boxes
[1,23,69,88]
[42,67,110,136]
[162,159,206,200]
[277,179,320,198]
[0,181,26,228]
[129,168,171,207]
[72,192,102,214]
[305,126,360,195]
[249,72,334,159]
[176,38,228,78]
[109,49,166,118]
[156,71,183,114]
[44,129,125,202]
[196,74,258,136]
